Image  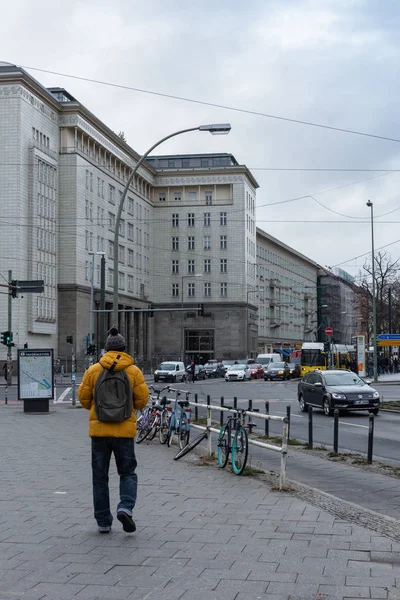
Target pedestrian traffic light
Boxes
[324,342,330,352]
[198,303,204,317]
[66,335,73,344]
[23,343,28,350]
[1,331,8,346]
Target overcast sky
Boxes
[2,0,400,279]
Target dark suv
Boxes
[297,369,380,416]
[203,361,225,378]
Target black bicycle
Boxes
[217,407,258,475]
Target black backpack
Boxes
[94,358,133,423]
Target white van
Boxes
[154,361,186,383]
[256,353,282,367]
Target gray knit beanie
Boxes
[106,326,126,351]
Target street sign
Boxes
[378,340,400,347]
[11,280,44,297]
[376,334,400,341]
[325,327,333,336]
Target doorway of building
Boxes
[184,329,214,364]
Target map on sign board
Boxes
[18,350,53,400]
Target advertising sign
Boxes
[356,335,366,377]
[18,349,54,400]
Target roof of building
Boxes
[256,227,319,269]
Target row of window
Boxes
[37,193,56,221]
[172,282,228,298]
[37,263,56,288]
[105,242,149,272]
[158,190,213,203]
[172,212,227,227]
[246,191,255,215]
[37,229,56,254]
[37,159,56,189]
[36,297,56,321]
[171,259,227,274]
[33,128,50,149]
[171,235,227,251]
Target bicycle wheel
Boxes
[159,411,170,445]
[174,432,208,460]
[179,411,190,450]
[217,424,230,469]
[146,414,159,441]
[136,415,152,444]
[231,427,248,475]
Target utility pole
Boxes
[7,269,12,386]
[367,200,378,382]
[389,287,392,357]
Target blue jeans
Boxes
[91,437,138,528]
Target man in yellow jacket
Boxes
[78,327,149,534]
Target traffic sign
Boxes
[325,327,333,336]
[376,334,400,341]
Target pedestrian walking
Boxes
[394,356,399,374]
[78,326,149,534]
[189,361,195,383]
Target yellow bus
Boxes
[300,342,356,377]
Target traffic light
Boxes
[23,343,28,350]
[11,280,18,298]
[198,303,204,317]
[66,335,73,344]
[324,342,330,352]
[1,331,8,346]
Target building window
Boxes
[90,173,93,192]
[203,235,211,250]
[128,223,134,240]
[188,283,195,297]
[172,260,179,274]
[187,259,195,274]
[109,185,115,204]
[89,202,93,221]
[172,237,179,251]
[220,235,227,250]
[220,212,227,226]
[118,244,125,264]
[108,240,114,260]
[187,213,195,227]
[201,158,209,167]
[85,230,90,250]
[97,177,101,196]
[158,193,166,202]
[100,208,105,228]
[187,236,195,250]
[96,264,100,285]
[85,260,89,281]
[220,258,227,273]
[107,268,114,287]
[172,283,179,297]
[205,191,212,205]
[220,282,227,297]
[128,275,134,293]
[128,197,134,214]
[128,249,134,266]
[174,191,181,201]
[204,212,211,226]
[101,180,104,198]
[85,199,89,219]
[119,219,125,237]
[189,191,197,201]
[118,272,125,290]
[182,159,190,167]
[204,282,211,297]
[108,212,115,230]
[168,160,175,168]
[204,259,211,273]
[85,170,90,190]
[172,213,179,227]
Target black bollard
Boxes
[286,406,291,441]
[233,396,237,410]
[308,406,313,449]
[368,413,375,464]
[333,409,339,454]
[194,393,198,421]
[220,396,224,427]
[265,401,269,437]
[248,399,253,412]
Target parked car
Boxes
[203,361,225,378]
[250,363,264,379]
[225,364,251,382]
[263,361,291,381]
[222,359,236,373]
[297,369,380,416]
[185,364,207,381]
[154,361,186,383]
[287,363,301,379]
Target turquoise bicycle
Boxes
[166,388,191,450]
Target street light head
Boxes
[366,200,373,207]
[199,123,231,135]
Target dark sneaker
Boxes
[98,525,111,534]
[117,511,136,533]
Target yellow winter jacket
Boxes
[78,351,149,437]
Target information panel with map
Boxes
[18,349,54,400]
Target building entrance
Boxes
[184,329,214,364]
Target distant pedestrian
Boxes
[367,356,373,378]
[2,362,7,382]
[78,326,149,534]
[394,357,399,374]
[189,361,196,383]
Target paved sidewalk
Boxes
[2,405,400,599]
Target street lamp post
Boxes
[113,124,231,326]
[366,200,378,382]
[181,274,202,361]
[88,251,105,360]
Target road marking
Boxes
[339,420,369,429]
[56,388,71,403]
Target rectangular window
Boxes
[128,248,134,266]
[108,240,114,260]
[187,236,195,250]
[107,268,114,287]
[85,199,89,219]
[109,184,115,204]
[128,275,134,293]
[118,244,125,263]
[220,282,227,297]
[119,219,125,237]
[205,191,212,205]
[187,259,195,274]
[203,235,211,250]
[204,259,211,273]
[89,232,93,251]
[96,264,100,285]
[220,258,227,273]
[172,213,179,227]
[97,177,101,196]
[220,212,227,226]
[220,235,227,250]
[90,173,93,192]
[127,222,134,240]
[204,212,211,226]
[201,158,209,167]
[85,170,89,190]
[108,212,115,230]
[172,260,179,274]
[172,283,179,297]
[158,193,166,202]
[188,283,195,297]
[118,272,125,290]
[85,260,89,281]
[204,282,211,297]
[85,230,90,251]
[89,202,93,221]
[128,197,134,214]
[172,237,179,251]
[182,159,190,167]
[168,160,175,168]
[187,213,195,227]
[174,191,181,201]
[101,180,104,198]
[189,191,197,201]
